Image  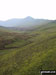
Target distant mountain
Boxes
[0,16,51,27]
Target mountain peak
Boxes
[25,16,34,20]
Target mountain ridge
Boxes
[0,16,51,27]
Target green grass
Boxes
[0,22,56,75]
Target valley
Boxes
[0,19,56,75]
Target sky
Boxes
[0,0,56,21]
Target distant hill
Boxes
[0,16,51,27]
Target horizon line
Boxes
[0,16,55,21]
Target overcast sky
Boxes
[0,0,56,21]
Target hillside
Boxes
[0,21,56,75]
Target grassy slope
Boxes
[0,22,56,75]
